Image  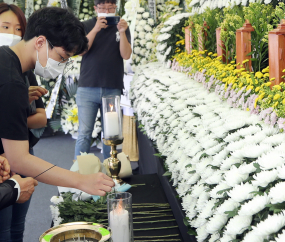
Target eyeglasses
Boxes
[46,39,74,75]
[97,7,116,12]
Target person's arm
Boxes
[0,179,18,210]
[27,108,47,129]
[80,17,107,56]
[2,139,114,196]
[117,19,132,60]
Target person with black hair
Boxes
[74,0,132,160]
[0,5,115,227]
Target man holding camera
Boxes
[74,0,132,160]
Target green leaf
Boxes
[188,170,196,174]
[163,171,172,176]
[183,217,190,226]
[187,228,197,236]
[154,153,162,158]
[217,188,231,195]
[253,163,261,173]
[185,164,192,168]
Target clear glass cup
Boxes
[102,95,123,140]
[107,192,133,242]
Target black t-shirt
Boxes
[78,17,131,90]
[24,70,45,148]
[0,46,30,154]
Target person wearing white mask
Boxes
[74,0,132,161]
[0,6,115,241]
[0,3,47,242]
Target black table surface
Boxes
[124,174,183,241]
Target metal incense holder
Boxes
[103,138,124,184]
[39,222,111,242]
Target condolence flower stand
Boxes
[107,192,134,242]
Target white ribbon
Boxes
[45,75,63,119]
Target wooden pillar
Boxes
[268,19,285,86]
[185,22,194,54]
[236,20,254,70]
[198,21,208,52]
[216,27,226,63]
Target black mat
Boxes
[125,174,183,241]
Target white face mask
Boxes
[34,40,66,79]
[97,12,116,17]
[0,33,21,47]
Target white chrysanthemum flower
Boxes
[142,12,150,19]
[215,199,240,215]
[199,199,217,219]
[220,157,242,171]
[137,7,145,13]
[262,133,285,146]
[157,33,171,42]
[139,39,147,46]
[136,24,143,32]
[237,163,256,175]
[135,56,140,63]
[252,170,278,187]
[220,234,236,242]
[242,230,266,242]
[148,18,154,26]
[231,144,272,159]
[224,167,249,187]
[138,19,147,26]
[277,164,285,179]
[225,215,252,235]
[239,194,270,216]
[50,196,64,205]
[209,233,220,242]
[205,171,223,185]
[138,31,145,39]
[136,13,142,19]
[191,183,207,198]
[145,32,153,40]
[206,214,228,234]
[146,42,153,50]
[228,183,258,202]
[253,212,285,236]
[144,24,152,32]
[226,140,246,152]
[269,182,285,204]
[275,230,285,242]
[196,224,208,242]
[160,26,173,33]
[256,151,285,170]
[210,182,231,199]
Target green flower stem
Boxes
[134,225,178,231]
[134,240,181,241]
[134,219,176,224]
[134,234,180,239]
[134,209,172,214]
[134,214,174,219]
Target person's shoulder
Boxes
[24,70,38,86]
[83,17,96,28]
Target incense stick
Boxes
[34,165,56,179]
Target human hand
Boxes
[12,175,38,203]
[79,172,115,196]
[94,17,107,33]
[0,156,10,183]
[29,86,48,104]
[117,19,128,33]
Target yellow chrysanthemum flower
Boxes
[274,94,281,100]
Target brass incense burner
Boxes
[39,222,111,242]
[103,138,124,184]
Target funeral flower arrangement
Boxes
[61,97,102,140]
[78,0,95,21]
[130,62,285,241]
[156,12,191,63]
[131,7,155,71]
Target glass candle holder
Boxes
[107,192,133,242]
[102,95,123,140]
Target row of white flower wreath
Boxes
[130,62,285,242]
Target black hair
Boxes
[94,0,116,6]
[24,7,88,55]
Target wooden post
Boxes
[216,27,226,63]
[268,19,285,86]
[198,21,208,52]
[185,22,194,54]
[236,20,254,70]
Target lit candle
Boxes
[109,200,129,242]
[104,104,119,137]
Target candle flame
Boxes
[115,199,124,215]
[109,104,114,112]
